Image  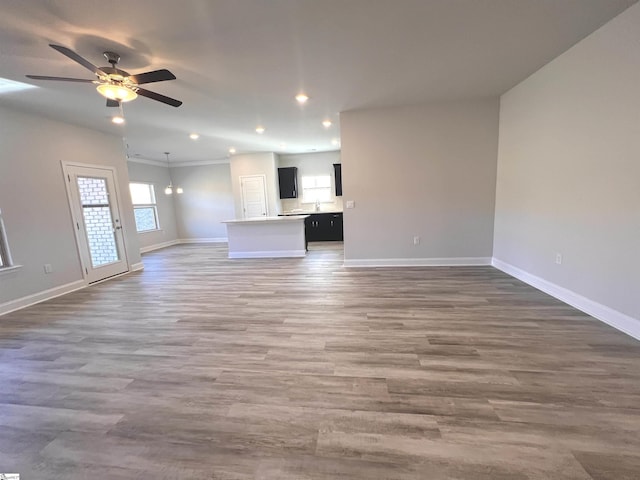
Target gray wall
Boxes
[126,161,179,250]
[340,99,499,264]
[171,163,235,240]
[0,105,140,305]
[229,152,279,218]
[494,3,640,321]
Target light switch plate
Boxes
[345,200,355,209]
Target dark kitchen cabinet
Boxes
[333,163,342,196]
[305,213,343,242]
[330,213,343,240]
[278,167,298,199]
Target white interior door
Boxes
[240,175,268,218]
[63,164,129,283]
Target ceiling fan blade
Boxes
[106,99,120,107]
[129,69,176,85]
[26,75,95,83]
[49,44,105,76]
[136,87,182,107]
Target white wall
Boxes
[126,160,179,250]
[340,99,499,265]
[493,3,640,330]
[278,151,343,212]
[171,163,235,240]
[229,152,279,218]
[0,105,140,307]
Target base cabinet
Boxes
[305,213,343,242]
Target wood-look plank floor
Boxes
[1,243,639,479]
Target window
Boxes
[301,175,332,204]
[129,183,159,232]
[0,208,14,269]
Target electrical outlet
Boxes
[555,253,562,265]
[345,200,355,209]
[413,236,420,245]
[44,264,53,274]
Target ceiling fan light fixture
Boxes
[96,83,137,102]
[27,44,181,107]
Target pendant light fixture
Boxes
[164,152,183,195]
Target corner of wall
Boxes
[492,258,640,341]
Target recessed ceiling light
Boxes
[111,115,125,124]
[322,120,332,128]
[331,138,339,146]
[189,133,199,140]
[295,93,309,104]
[229,147,236,154]
[280,143,286,148]
[256,126,265,134]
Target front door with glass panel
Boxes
[63,164,128,283]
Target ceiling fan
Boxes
[26,44,182,107]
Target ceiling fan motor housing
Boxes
[100,66,132,83]
[103,51,121,66]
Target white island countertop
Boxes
[222,215,309,224]
[280,210,343,216]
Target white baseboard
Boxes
[179,237,228,244]
[130,262,144,272]
[492,258,640,341]
[229,250,306,259]
[0,280,86,317]
[140,238,227,254]
[139,240,180,253]
[343,257,492,268]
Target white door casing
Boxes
[63,163,129,283]
[240,174,268,218]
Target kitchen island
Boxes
[222,215,309,259]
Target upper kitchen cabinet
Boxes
[333,163,342,196]
[278,167,298,199]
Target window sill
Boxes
[0,265,23,276]
[138,229,163,234]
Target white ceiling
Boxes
[0,0,636,164]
